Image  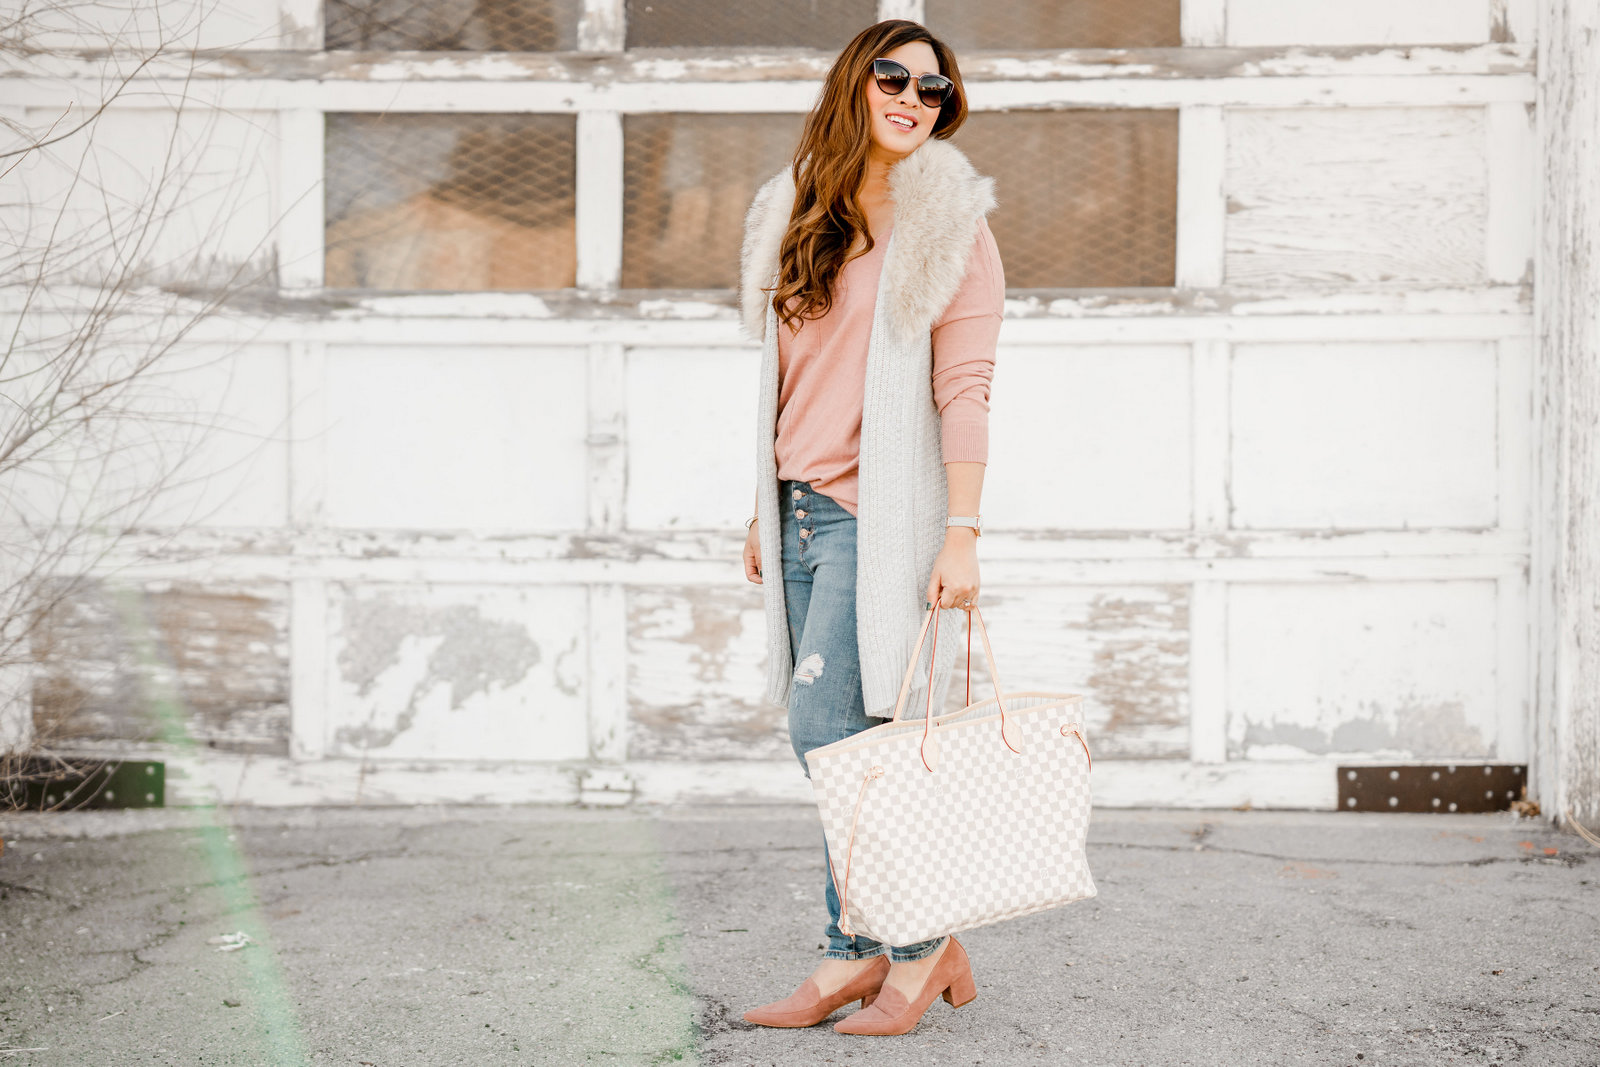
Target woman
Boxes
[736,19,1004,1037]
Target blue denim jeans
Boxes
[780,478,947,964]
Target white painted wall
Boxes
[1,0,1555,809]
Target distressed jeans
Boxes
[779,478,947,964]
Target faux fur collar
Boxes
[738,137,997,344]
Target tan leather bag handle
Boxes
[889,604,1019,771]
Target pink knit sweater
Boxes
[774,217,1004,517]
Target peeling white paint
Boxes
[1225,107,1491,286]
[626,587,780,762]
[1226,581,1500,761]
[328,584,588,762]
[7,3,1555,811]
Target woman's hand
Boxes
[743,519,762,583]
[926,528,979,609]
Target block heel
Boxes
[942,966,976,1008]
[834,936,976,1036]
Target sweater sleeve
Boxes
[930,217,1005,465]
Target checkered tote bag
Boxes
[804,604,1096,947]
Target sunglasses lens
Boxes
[918,79,953,108]
[872,60,909,95]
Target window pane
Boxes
[326,0,581,51]
[325,113,576,291]
[926,0,1181,49]
[623,113,805,289]
[957,110,1178,288]
[625,0,876,48]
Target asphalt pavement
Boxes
[1,803,1595,1066]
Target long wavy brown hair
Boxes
[769,20,968,332]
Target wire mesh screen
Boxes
[925,0,1181,49]
[622,113,805,290]
[624,0,877,48]
[325,113,577,291]
[325,0,581,50]
[957,110,1178,288]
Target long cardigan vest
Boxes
[739,137,999,720]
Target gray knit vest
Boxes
[739,138,999,719]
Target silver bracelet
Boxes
[744,515,758,529]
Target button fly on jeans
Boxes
[792,488,803,500]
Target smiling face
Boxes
[864,39,942,163]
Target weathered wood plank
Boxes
[578,0,625,53]
[1226,0,1491,46]
[14,2,282,51]
[576,110,624,291]
[984,345,1193,530]
[1496,571,1530,763]
[275,109,324,290]
[33,579,290,755]
[2,289,1534,346]
[1191,338,1232,531]
[1498,336,1534,532]
[625,585,782,761]
[1182,0,1227,47]
[123,747,1355,809]
[80,526,1532,579]
[278,0,321,50]
[1230,340,1500,530]
[287,340,327,527]
[3,71,1537,116]
[1188,580,1228,763]
[9,106,280,288]
[324,582,588,760]
[289,574,330,760]
[877,0,924,20]
[321,344,590,530]
[1533,0,1600,826]
[1489,0,1539,43]
[586,342,627,534]
[586,582,629,761]
[1485,100,1536,285]
[962,585,1191,759]
[1226,580,1498,760]
[624,347,756,531]
[1176,107,1227,288]
[1225,107,1488,286]
[11,44,1536,84]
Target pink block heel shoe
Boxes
[742,955,891,1028]
[833,936,975,1036]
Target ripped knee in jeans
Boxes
[793,651,825,685]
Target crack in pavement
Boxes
[1093,839,1594,869]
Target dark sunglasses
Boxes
[871,58,955,110]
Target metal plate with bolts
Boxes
[4,758,166,811]
[1337,763,1526,813]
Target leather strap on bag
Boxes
[888,605,1019,769]
[834,763,883,937]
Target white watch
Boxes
[946,514,982,536]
